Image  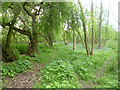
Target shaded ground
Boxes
[2,61,45,88]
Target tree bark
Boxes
[3,6,22,62]
[45,34,53,47]
[78,0,90,55]
[91,0,94,55]
[77,30,84,47]
[103,10,109,46]
[98,1,103,49]
[27,16,38,55]
[73,29,76,50]
[63,31,68,45]
[23,3,41,55]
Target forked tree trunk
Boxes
[3,6,22,62]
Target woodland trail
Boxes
[2,61,45,88]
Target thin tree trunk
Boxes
[103,10,109,46]
[77,31,84,46]
[78,0,90,55]
[73,29,76,50]
[63,31,68,45]
[91,0,94,55]
[98,1,103,49]
[45,34,53,48]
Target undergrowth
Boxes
[34,59,82,88]
[2,59,32,78]
[2,42,118,88]
[34,43,118,88]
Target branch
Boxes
[23,3,33,16]
[18,16,31,31]
[35,2,44,15]
[0,22,10,28]
[13,27,31,36]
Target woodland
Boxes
[0,0,119,88]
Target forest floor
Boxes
[80,57,113,88]
[2,43,118,88]
[2,55,113,88]
[2,61,45,88]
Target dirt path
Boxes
[2,61,45,88]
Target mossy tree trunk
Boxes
[2,6,22,62]
[27,16,38,56]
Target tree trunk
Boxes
[78,0,90,56]
[98,1,103,49]
[3,6,22,62]
[73,29,76,50]
[28,16,38,55]
[28,36,38,56]
[45,35,53,47]
[77,31,84,47]
[63,31,68,45]
[103,10,109,46]
[91,0,94,55]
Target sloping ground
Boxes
[2,61,45,88]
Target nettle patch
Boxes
[35,59,82,88]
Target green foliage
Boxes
[72,49,112,80]
[94,75,118,88]
[13,44,28,54]
[105,55,118,74]
[35,60,82,88]
[2,59,32,77]
[105,40,118,51]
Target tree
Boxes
[71,10,76,50]
[22,2,44,55]
[90,0,94,55]
[78,0,90,55]
[103,9,109,46]
[2,3,23,62]
[98,1,103,49]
